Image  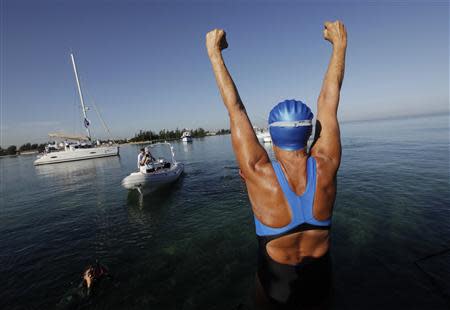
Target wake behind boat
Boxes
[34,53,119,166]
[121,143,184,194]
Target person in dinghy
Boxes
[206,20,347,309]
[123,143,184,194]
[137,147,156,169]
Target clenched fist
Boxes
[323,21,347,48]
[206,29,228,57]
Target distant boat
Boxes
[121,142,184,195]
[181,131,193,143]
[254,127,272,143]
[34,53,119,166]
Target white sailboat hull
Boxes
[33,146,119,166]
[122,163,184,194]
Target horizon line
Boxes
[1,111,448,148]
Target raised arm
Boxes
[206,29,269,177]
[311,21,347,169]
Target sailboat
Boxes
[34,53,119,166]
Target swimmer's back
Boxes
[242,151,337,265]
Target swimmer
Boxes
[57,261,110,309]
[206,20,347,309]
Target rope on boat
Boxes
[90,98,116,144]
[82,85,116,143]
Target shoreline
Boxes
[0,135,232,158]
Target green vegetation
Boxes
[0,145,17,156]
[129,128,184,142]
[0,143,47,156]
[19,143,40,152]
[19,143,47,153]
[216,129,231,135]
[129,127,229,143]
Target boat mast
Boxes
[70,53,91,140]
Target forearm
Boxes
[319,45,346,107]
[209,53,267,170]
[209,52,260,158]
[206,29,269,172]
[208,52,245,115]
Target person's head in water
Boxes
[269,99,313,154]
[83,261,109,289]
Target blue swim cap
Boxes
[268,99,313,151]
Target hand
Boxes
[323,21,347,48]
[206,29,228,57]
[83,269,93,288]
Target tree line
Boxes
[128,128,229,143]
[0,143,47,156]
[0,128,231,155]
[216,129,231,135]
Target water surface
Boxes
[1,114,449,309]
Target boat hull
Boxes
[121,163,184,194]
[33,146,119,165]
[257,131,272,143]
[263,136,272,143]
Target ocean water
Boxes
[0,114,449,310]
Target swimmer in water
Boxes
[206,21,347,309]
[57,261,110,309]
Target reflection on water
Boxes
[35,156,121,177]
[126,175,185,209]
[182,141,194,153]
[33,157,122,195]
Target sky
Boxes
[1,0,449,147]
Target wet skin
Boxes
[206,21,347,265]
